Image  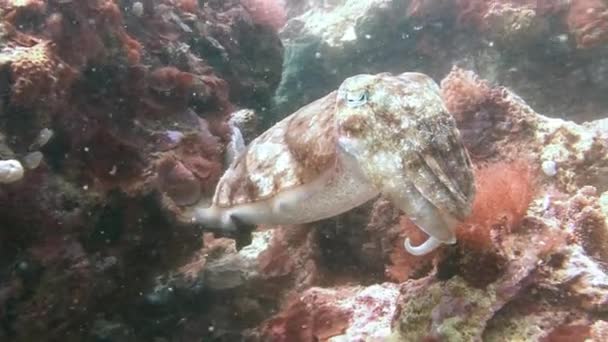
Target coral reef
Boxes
[0,0,283,340]
[1,0,608,341]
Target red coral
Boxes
[440,67,532,159]
[82,130,146,187]
[7,41,77,109]
[175,0,199,13]
[567,0,608,49]
[48,0,142,67]
[457,160,537,252]
[452,0,565,30]
[149,66,197,95]
[387,160,537,284]
[121,33,143,65]
[98,0,142,64]
[241,0,287,31]
[441,66,491,120]
[258,227,301,277]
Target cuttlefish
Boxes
[179,72,476,255]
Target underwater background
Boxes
[0,0,608,341]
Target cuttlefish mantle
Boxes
[179,72,476,256]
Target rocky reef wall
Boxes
[0,0,283,340]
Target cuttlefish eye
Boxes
[345,90,368,108]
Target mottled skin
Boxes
[181,72,476,255]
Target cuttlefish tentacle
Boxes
[404,237,443,256]
[179,72,475,256]
[381,180,457,255]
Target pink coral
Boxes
[241,0,287,31]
